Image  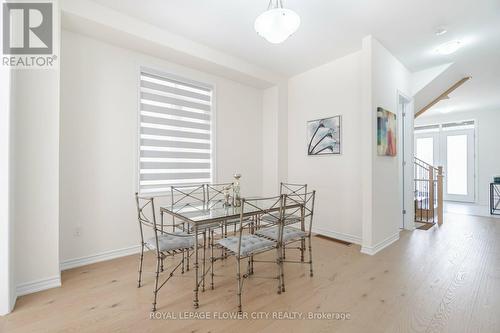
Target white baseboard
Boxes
[60,245,141,271]
[16,276,61,297]
[10,292,16,312]
[16,246,142,298]
[0,289,16,316]
[312,227,362,245]
[361,231,400,256]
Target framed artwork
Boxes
[307,115,341,155]
[377,107,397,156]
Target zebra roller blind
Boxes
[139,69,213,194]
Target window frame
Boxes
[136,66,217,195]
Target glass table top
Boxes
[160,198,301,225]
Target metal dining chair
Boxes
[135,193,197,312]
[206,182,239,241]
[280,182,308,200]
[260,183,308,258]
[207,182,260,291]
[216,195,285,312]
[206,182,233,206]
[280,182,308,224]
[206,182,237,237]
[279,183,309,260]
[256,191,316,292]
[169,184,213,290]
[261,183,307,224]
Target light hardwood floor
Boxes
[1,212,499,333]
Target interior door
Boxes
[441,128,475,202]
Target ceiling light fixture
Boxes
[435,40,462,55]
[254,0,301,44]
[435,28,448,36]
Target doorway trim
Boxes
[398,91,415,230]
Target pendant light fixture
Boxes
[254,0,301,44]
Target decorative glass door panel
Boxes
[442,129,475,202]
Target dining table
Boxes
[159,197,305,309]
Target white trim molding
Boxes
[361,231,400,255]
[312,227,362,245]
[16,276,61,297]
[60,245,141,271]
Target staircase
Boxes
[414,157,444,225]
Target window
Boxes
[138,68,214,194]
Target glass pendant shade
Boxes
[254,7,301,44]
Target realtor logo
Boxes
[3,2,53,54]
[2,2,55,68]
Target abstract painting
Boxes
[307,116,341,155]
[377,107,397,156]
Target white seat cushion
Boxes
[146,232,195,252]
[256,226,307,242]
[260,213,301,224]
[217,235,276,256]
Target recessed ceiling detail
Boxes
[89,0,500,113]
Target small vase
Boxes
[233,173,241,207]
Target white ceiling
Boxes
[90,0,500,113]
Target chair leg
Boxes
[152,252,161,312]
[308,236,314,277]
[186,223,190,271]
[137,243,144,288]
[181,250,185,274]
[300,238,305,262]
[224,225,228,259]
[220,226,225,259]
[236,257,242,313]
[280,247,285,293]
[246,257,252,276]
[276,246,282,295]
[210,229,215,290]
[202,231,206,292]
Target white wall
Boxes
[11,69,62,293]
[9,2,62,296]
[361,36,412,254]
[0,68,15,315]
[59,30,263,264]
[277,82,289,182]
[415,109,500,206]
[287,52,363,243]
[262,86,279,195]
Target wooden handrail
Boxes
[414,156,439,172]
[415,77,471,118]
